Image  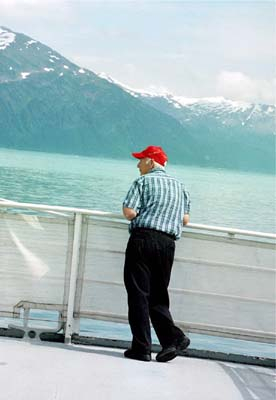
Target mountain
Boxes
[136,93,275,174]
[0,27,197,163]
[0,27,274,173]
[100,74,276,173]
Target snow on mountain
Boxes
[0,27,16,51]
[0,26,93,84]
[97,72,275,132]
[21,72,30,79]
[97,72,268,113]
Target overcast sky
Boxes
[1,0,275,103]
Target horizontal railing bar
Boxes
[177,320,276,339]
[174,256,275,272]
[177,325,276,344]
[68,243,275,271]
[185,223,276,239]
[77,278,276,304]
[0,199,275,239]
[0,311,15,317]
[0,200,120,218]
[0,310,67,319]
[0,198,70,217]
[171,287,276,304]
[0,317,63,324]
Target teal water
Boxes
[0,148,275,233]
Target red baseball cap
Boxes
[132,145,168,166]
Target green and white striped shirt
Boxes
[123,167,190,240]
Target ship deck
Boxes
[1,337,275,400]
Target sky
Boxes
[0,0,275,104]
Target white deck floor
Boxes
[0,338,275,400]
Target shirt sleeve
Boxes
[183,187,191,214]
[123,179,142,212]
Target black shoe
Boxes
[156,336,190,363]
[176,335,190,352]
[156,346,177,362]
[124,348,151,362]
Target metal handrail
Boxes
[185,223,276,239]
[0,199,275,239]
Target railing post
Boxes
[65,212,82,344]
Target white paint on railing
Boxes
[0,198,70,217]
[186,223,276,239]
[64,213,82,343]
[0,199,275,239]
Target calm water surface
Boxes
[0,148,275,233]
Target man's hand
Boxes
[183,214,190,225]
[123,207,137,221]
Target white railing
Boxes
[0,199,275,344]
[1,198,275,238]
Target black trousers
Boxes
[124,228,184,353]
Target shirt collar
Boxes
[149,167,166,174]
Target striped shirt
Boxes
[123,167,190,240]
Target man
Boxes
[122,145,191,362]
